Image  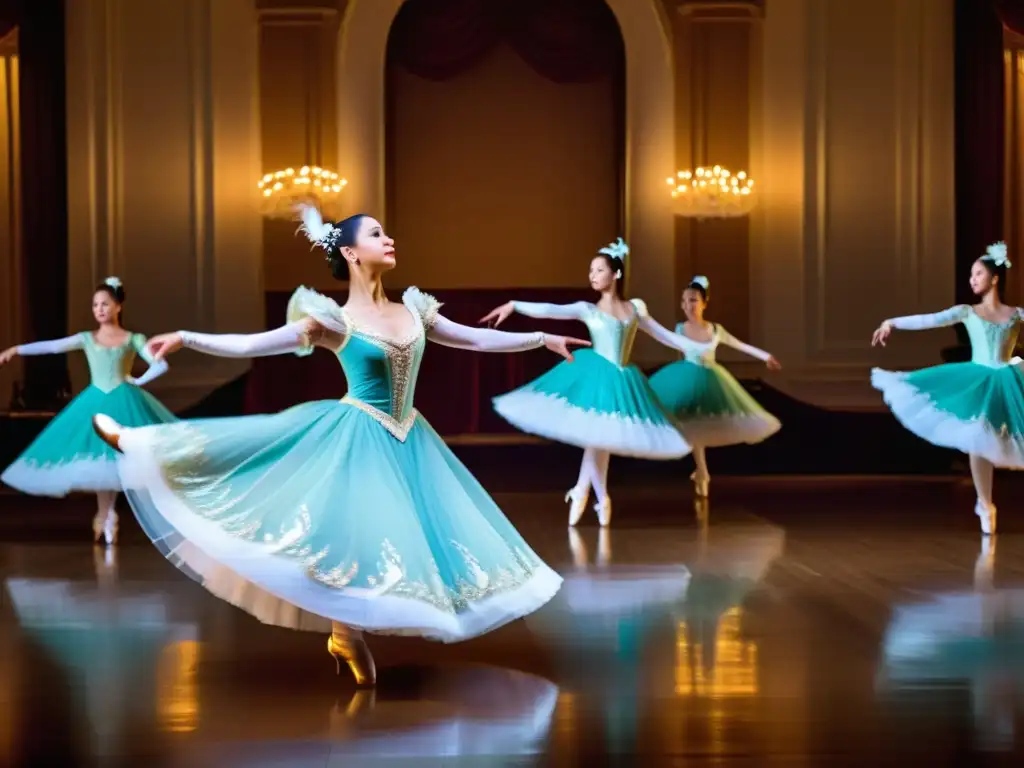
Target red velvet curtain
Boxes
[386,0,624,84]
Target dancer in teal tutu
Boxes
[481,238,693,528]
[648,275,782,499]
[872,241,1024,536]
[0,277,175,545]
[91,206,589,687]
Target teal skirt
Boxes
[872,363,1024,467]
[1,383,176,496]
[491,349,689,459]
[648,360,780,447]
[114,400,563,642]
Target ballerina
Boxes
[871,241,1024,535]
[0,277,175,545]
[647,275,782,499]
[480,238,693,528]
[91,206,589,687]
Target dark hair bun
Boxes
[95,279,125,303]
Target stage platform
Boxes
[0,475,1021,764]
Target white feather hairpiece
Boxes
[691,275,710,290]
[598,237,629,262]
[104,276,122,289]
[983,241,1011,269]
[295,203,344,258]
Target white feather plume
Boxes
[984,240,1011,268]
[599,237,629,262]
[691,275,710,290]
[295,203,335,248]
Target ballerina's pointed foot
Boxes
[328,628,376,687]
[975,499,997,536]
[595,497,612,528]
[691,471,710,498]
[565,487,590,527]
[92,414,124,453]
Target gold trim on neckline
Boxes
[340,395,418,441]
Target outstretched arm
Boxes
[127,335,169,386]
[147,319,324,361]
[636,313,690,354]
[885,305,969,331]
[872,305,968,347]
[480,300,588,328]
[428,314,590,359]
[0,334,84,365]
[717,326,772,362]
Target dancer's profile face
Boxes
[92,290,120,325]
[589,257,616,291]
[969,259,995,296]
[344,217,395,271]
[681,287,706,319]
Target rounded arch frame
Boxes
[336,0,677,343]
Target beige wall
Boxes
[386,45,621,291]
[65,0,264,410]
[751,0,955,407]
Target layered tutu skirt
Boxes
[1,384,176,496]
[491,349,690,459]
[648,360,780,447]
[115,400,562,642]
[872,363,1024,467]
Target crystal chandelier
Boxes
[668,166,756,219]
[257,166,348,219]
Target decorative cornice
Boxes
[676,1,764,22]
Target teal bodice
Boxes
[583,303,642,366]
[81,332,150,393]
[335,318,426,440]
[964,312,1022,367]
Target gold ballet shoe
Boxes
[92,414,123,453]
[328,624,376,687]
[691,471,709,498]
[92,512,105,544]
[565,487,590,527]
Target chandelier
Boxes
[257,166,348,218]
[668,166,756,219]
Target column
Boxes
[257,2,341,294]
[674,0,762,361]
[65,0,264,411]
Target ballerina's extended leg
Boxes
[691,446,710,498]
[591,449,612,527]
[328,622,376,687]
[93,491,119,546]
[565,449,595,526]
[969,453,996,535]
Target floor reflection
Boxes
[528,502,785,757]
[878,537,1024,752]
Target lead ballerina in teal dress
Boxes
[481,239,693,528]
[872,242,1024,536]
[647,275,782,499]
[91,206,589,687]
[0,277,175,545]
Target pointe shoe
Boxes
[975,499,997,536]
[594,497,612,528]
[92,512,105,544]
[327,630,376,687]
[93,414,124,453]
[691,471,709,498]
[103,511,119,546]
[565,487,590,527]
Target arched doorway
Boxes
[337,0,676,341]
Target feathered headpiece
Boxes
[982,241,1012,269]
[104,276,122,289]
[598,237,629,262]
[295,204,345,259]
[691,275,710,290]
